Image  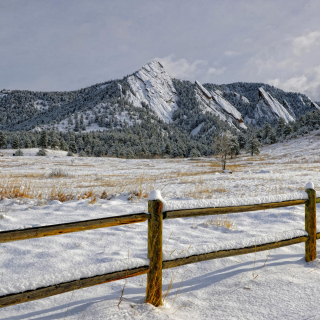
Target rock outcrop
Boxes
[126,60,178,123]
[194,80,247,129]
[254,87,295,124]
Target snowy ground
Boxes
[1,132,320,319]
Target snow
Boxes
[163,192,308,212]
[305,182,314,190]
[256,169,272,173]
[195,80,212,99]
[0,258,149,296]
[163,229,307,260]
[190,122,204,136]
[256,87,295,123]
[194,81,247,130]
[211,90,243,120]
[2,133,320,319]
[148,190,164,201]
[127,60,178,123]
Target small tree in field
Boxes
[213,132,233,170]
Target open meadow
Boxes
[1,131,320,319]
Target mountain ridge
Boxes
[0,60,319,134]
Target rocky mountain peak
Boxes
[126,60,178,123]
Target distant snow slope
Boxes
[195,80,247,129]
[127,60,178,123]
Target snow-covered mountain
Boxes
[194,80,246,129]
[252,87,295,124]
[1,60,320,135]
[126,61,178,123]
[204,82,320,126]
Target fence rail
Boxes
[0,212,148,243]
[0,184,318,308]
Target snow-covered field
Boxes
[1,132,320,319]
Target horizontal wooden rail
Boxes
[316,197,320,203]
[163,236,308,269]
[0,213,149,244]
[164,199,306,219]
[0,265,149,309]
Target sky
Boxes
[1,0,320,100]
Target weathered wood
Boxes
[305,188,317,262]
[0,213,149,244]
[316,198,320,204]
[0,265,149,309]
[163,236,308,269]
[146,199,163,307]
[164,200,306,219]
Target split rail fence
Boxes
[0,184,319,308]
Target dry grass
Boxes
[203,217,236,230]
[48,168,70,178]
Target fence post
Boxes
[305,182,316,262]
[146,191,163,307]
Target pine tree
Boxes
[237,133,246,149]
[276,118,286,137]
[40,131,48,148]
[12,135,19,149]
[24,138,32,148]
[14,149,23,156]
[51,137,60,149]
[283,124,293,137]
[268,129,277,144]
[246,135,261,156]
[36,148,47,156]
[262,122,273,140]
[189,148,201,158]
[69,140,77,154]
[229,136,240,158]
[74,113,80,132]
[60,138,68,151]
[68,115,73,126]
[0,131,7,149]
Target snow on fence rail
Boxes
[0,184,318,308]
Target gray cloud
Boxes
[1,0,320,100]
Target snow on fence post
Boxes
[305,182,317,262]
[146,190,163,307]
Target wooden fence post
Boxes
[146,191,163,307]
[305,182,317,262]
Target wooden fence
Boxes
[0,185,318,308]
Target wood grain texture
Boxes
[0,213,149,243]
[0,266,149,308]
[146,200,163,307]
[305,188,317,262]
[164,200,306,219]
[163,236,308,269]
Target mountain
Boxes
[126,60,178,123]
[203,82,320,126]
[194,80,246,130]
[250,87,295,124]
[1,60,320,136]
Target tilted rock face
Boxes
[310,100,320,110]
[254,88,295,123]
[194,80,247,129]
[126,60,178,123]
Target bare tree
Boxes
[213,132,233,170]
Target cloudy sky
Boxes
[1,0,320,100]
